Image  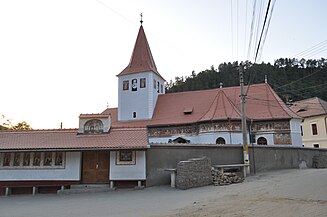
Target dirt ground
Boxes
[1,169,327,217]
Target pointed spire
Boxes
[118,24,165,80]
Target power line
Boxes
[256,0,276,62]
[254,0,272,62]
[247,0,257,60]
[231,0,234,59]
[275,67,326,90]
[294,40,327,57]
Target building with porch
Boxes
[0,22,303,195]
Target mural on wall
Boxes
[274,133,291,145]
[84,119,104,134]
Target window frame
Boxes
[311,123,318,135]
[257,137,268,145]
[123,80,129,91]
[132,79,137,91]
[216,137,226,145]
[140,78,146,88]
[116,150,136,165]
[0,152,65,169]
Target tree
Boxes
[11,121,32,130]
[0,115,32,130]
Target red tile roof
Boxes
[117,25,165,81]
[148,83,300,126]
[0,128,148,151]
[290,97,327,118]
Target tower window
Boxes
[140,78,146,88]
[133,112,136,118]
[123,80,129,90]
[132,79,137,91]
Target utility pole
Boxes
[239,64,250,175]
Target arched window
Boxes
[84,119,103,134]
[257,137,267,145]
[216,137,226,145]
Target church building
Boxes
[0,22,302,195]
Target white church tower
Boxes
[117,21,165,121]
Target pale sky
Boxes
[1,0,326,129]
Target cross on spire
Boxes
[140,13,143,25]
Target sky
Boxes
[1,0,326,129]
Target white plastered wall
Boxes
[109,151,146,180]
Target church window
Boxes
[84,119,104,134]
[157,81,160,93]
[257,137,267,145]
[116,151,136,165]
[3,153,11,166]
[0,152,65,169]
[133,112,137,118]
[43,152,52,166]
[33,152,41,166]
[13,153,21,166]
[140,78,146,88]
[153,79,156,89]
[216,137,226,145]
[123,80,129,90]
[23,153,31,166]
[132,79,137,91]
[55,152,64,166]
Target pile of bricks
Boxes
[175,157,212,190]
[212,169,243,186]
[313,155,327,168]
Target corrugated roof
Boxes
[0,128,148,151]
[290,97,327,118]
[117,25,165,81]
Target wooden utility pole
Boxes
[239,64,250,175]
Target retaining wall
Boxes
[146,144,327,187]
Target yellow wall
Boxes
[301,115,327,148]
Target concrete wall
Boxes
[110,151,146,180]
[146,144,327,186]
[248,146,327,173]
[0,152,81,181]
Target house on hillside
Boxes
[290,97,327,148]
[0,21,303,195]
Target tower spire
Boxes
[140,13,143,25]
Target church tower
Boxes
[117,21,165,121]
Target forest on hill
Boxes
[166,58,327,103]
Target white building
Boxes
[0,22,302,195]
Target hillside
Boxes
[166,58,327,103]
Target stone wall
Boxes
[175,157,212,190]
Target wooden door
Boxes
[82,152,109,184]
